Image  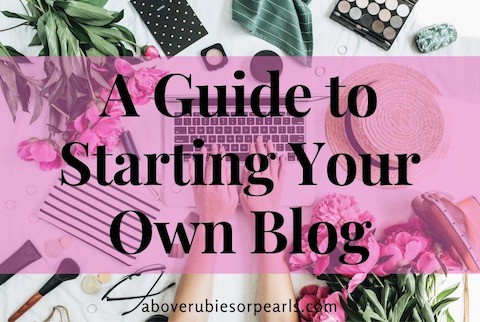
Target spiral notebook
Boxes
[131,0,208,56]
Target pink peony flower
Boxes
[112,58,168,105]
[67,100,123,156]
[374,217,463,275]
[437,250,464,271]
[18,138,62,171]
[297,285,346,322]
[289,225,331,275]
[312,194,375,235]
[335,233,380,293]
[373,232,430,275]
[114,58,135,77]
[416,252,440,274]
[142,45,160,61]
[126,68,168,105]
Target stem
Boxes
[373,274,384,288]
[50,103,69,119]
[36,0,45,13]
[86,70,96,100]
[25,0,42,12]
[0,22,28,33]
[18,0,29,14]
[122,38,140,49]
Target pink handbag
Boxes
[412,192,480,272]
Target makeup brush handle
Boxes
[8,292,42,322]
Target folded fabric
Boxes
[232,0,313,66]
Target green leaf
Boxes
[1,11,37,24]
[53,14,83,57]
[117,42,134,56]
[82,0,109,6]
[47,74,67,106]
[69,21,92,45]
[0,64,20,121]
[114,24,136,43]
[436,283,459,303]
[46,124,63,133]
[61,1,116,25]
[85,29,119,56]
[0,79,19,121]
[38,47,48,56]
[380,282,390,311]
[82,25,123,41]
[363,305,387,322]
[339,295,364,322]
[85,47,104,56]
[30,87,43,124]
[419,302,436,322]
[27,2,42,18]
[89,67,110,88]
[445,309,456,322]
[37,13,48,47]
[45,0,58,6]
[416,275,429,302]
[29,34,42,46]
[111,10,124,23]
[364,289,388,321]
[391,294,412,322]
[405,274,416,294]
[16,74,31,112]
[412,308,423,322]
[400,298,417,322]
[4,46,31,63]
[44,13,60,56]
[432,297,459,316]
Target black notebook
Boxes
[131,0,208,57]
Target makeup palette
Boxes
[330,0,418,50]
[201,44,228,71]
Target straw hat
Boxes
[325,63,449,186]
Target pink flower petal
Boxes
[300,285,320,297]
[29,141,58,163]
[114,58,135,77]
[313,256,330,275]
[347,273,366,293]
[416,252,439,274]
[17,139,35,161]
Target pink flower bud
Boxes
[143,45,160,61]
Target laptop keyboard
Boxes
[173,112,305,161]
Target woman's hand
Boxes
[240,137,286,215]
[190,144,238,222]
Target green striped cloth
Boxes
[232,0,313,66]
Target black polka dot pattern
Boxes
[132,0,208,57]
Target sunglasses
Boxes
[145,315,169,322]
[101,264,176,316]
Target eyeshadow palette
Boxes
[201,43,228,71]
[330,0,418,50]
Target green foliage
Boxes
[320,274,460,322]
[0,42,42,123]
[1,0,137,56]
